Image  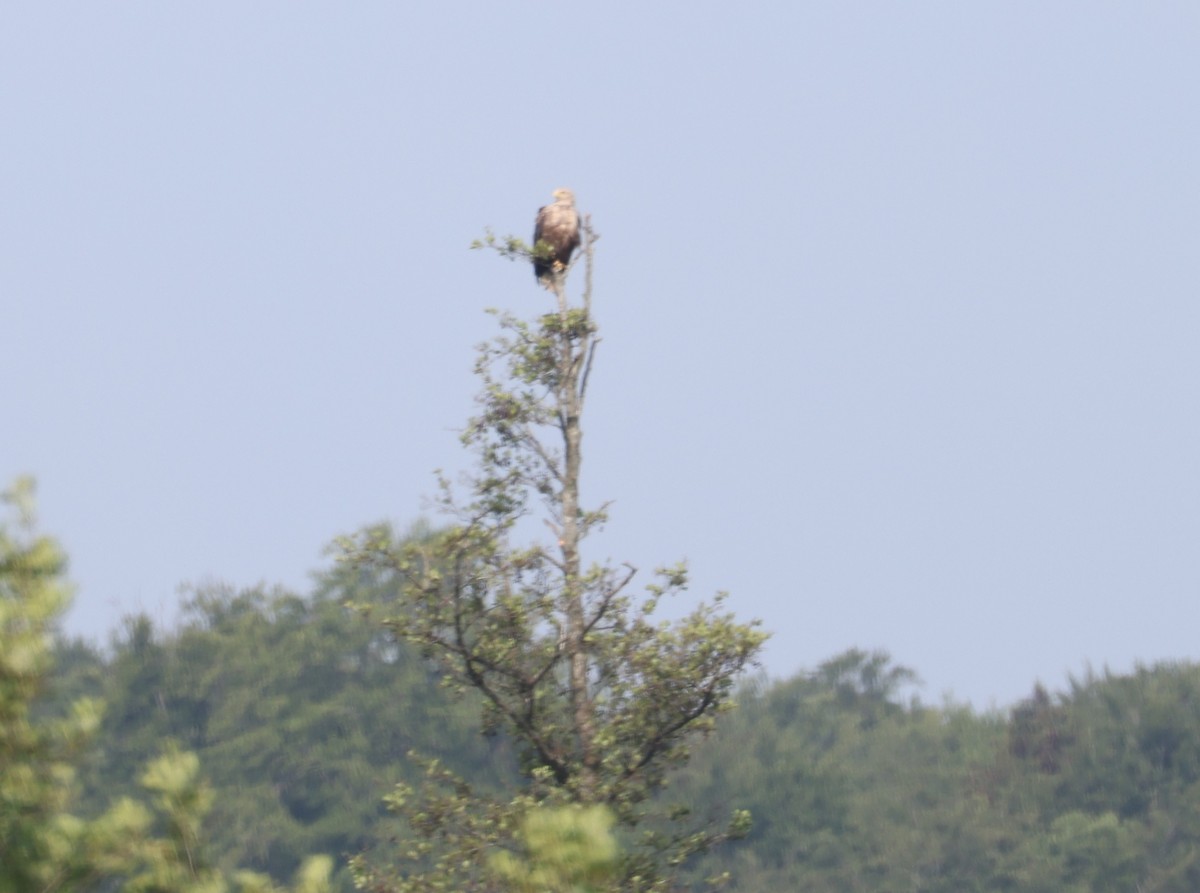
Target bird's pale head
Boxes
[552,187,575,204]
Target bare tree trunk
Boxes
[550,231,600,799]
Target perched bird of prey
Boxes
[532,188,581,288]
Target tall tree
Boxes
[0,476,96,891]
[340,211,766,892]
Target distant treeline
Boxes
[52,576,1200,892]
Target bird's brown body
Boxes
[533,188,581,288]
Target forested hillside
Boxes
[674,655,1200,891]
[51,578,1200,892]
[50,561,517,889]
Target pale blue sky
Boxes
[3,4,1197,708]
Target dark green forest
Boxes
[43,573,1200,893]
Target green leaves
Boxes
[0,477,88,893]
[343,219,764,892]
[489,806,620,893]
[0,479,334,893]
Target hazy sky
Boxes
[4,4,1197,709]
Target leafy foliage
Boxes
[0,477,332,893]
[58,575,512,890]
[40,575,1200,893]
[339,218,766,893]
[0,476,98,891]
[489,805,620,893]
[672,651,1200,893]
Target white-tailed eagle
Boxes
[532,188,580,288]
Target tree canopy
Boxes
[1,477,333,893]
[340,212,766,893]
